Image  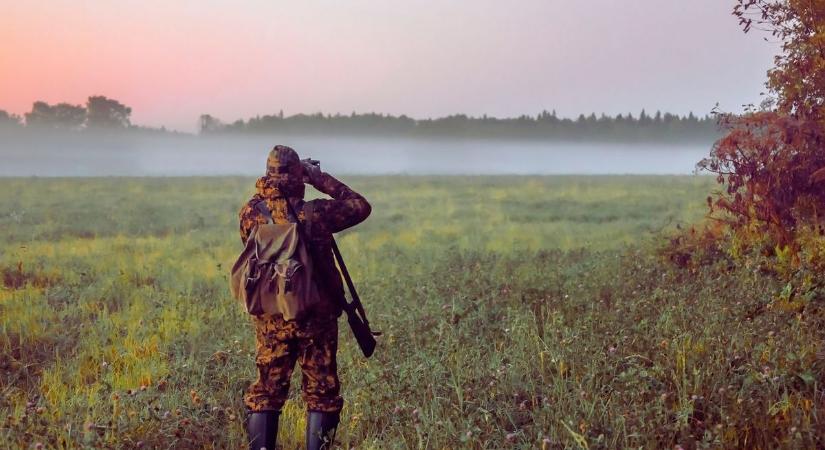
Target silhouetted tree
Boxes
[86,96,131,129]
[25,101,55,127]
[0,109,22,128]
[23,101,86,129]
[639,109,652,126]
[199,114,223,133]
[54,103,86,129]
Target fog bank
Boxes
[0,132,712,177]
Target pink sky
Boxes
[0,0,778,132]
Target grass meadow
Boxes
[1,176,824,449]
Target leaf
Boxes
[796,372,815,386]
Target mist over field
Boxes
[0,132,712,177]
[9,0,824,446]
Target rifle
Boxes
[331,238,379,358]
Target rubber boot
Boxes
[247,410,280,450]
[305,410,339,450]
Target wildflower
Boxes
[608,346,617,354]
[392,406,401,414]
[162,411,170,419]
[674,445,684,450]
[35,443,43,450]
[36,407,45,415]
[101,361,109,369]
[506,432,518,442]
[140,384,148,391]
[136,441,144,448]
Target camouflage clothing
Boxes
[244,314,342,412]
[239,145,371,413]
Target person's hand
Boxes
[301,158,323,186]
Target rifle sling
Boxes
[331,239,370,326]
[254,199,274,224]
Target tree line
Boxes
[1,96,719,142]
[201,109,719,142]
[0,96,132,131]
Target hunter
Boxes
[238,145,371,450]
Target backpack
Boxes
[230,199,320,320]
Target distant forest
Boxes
[0,96,720,142]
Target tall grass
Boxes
[1,176,822,449]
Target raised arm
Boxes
[306,171,371,234]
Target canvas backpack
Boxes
[230,199,320,320]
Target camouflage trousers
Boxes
[244,314,343,413]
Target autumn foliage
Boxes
[681,0,825,270]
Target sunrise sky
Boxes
[0,0,778,132]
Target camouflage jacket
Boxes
[239,172,372,318]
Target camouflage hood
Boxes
[258,145,305,199]
[255,175,305,200]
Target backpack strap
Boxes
[284,198,312,235]
[254,200,273,224]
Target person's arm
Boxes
[306,171,371,234]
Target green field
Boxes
[2,176,823,449]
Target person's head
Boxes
[259,145,305,199]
